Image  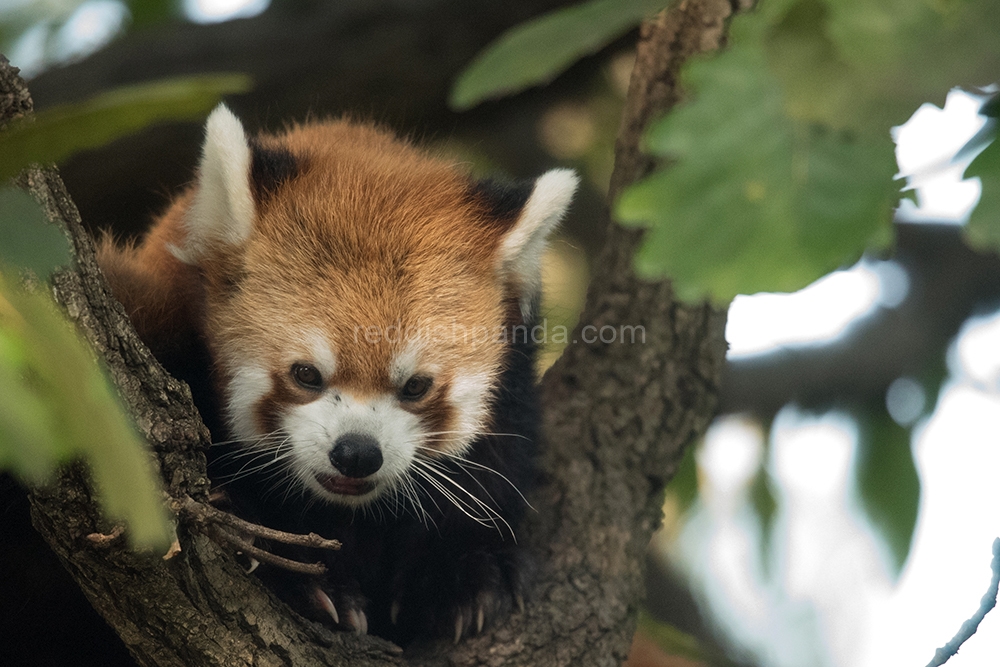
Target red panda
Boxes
[97,105,577,642]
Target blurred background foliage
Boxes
[1,0,999,666]
[0,185,172,599]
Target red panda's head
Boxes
[172,105,577,507]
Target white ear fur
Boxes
[172,104,255,264]
[497,168,579,318]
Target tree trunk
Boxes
[2,0,735,664]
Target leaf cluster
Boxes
[0,72,249,549]
[0,260,171,549]
[450,0,669,110]
[616,0,1000,303]
[965,95,1000,250]
[451,0,999,303]
[0,73,251,182]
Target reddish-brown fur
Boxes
[97,113,568,642]
[96,191,203,363]
[100,120,521,451]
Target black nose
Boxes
[329,433,383,478]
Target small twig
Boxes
[207,526,328,576]
[172,494,341,551]
[170,494,340,576]
[162,538,182,561]
[926,537,1000,667]
[85,525,125,547]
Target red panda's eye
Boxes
[292,363,323,390]
[399,376,432,401]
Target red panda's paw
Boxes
[307,581,370,635]
[390,547,531,643]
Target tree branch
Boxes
[2,0,737,663]
[926,537,1000,667]
[721,222,1000,416]
[206,526,327,577]
[171,494,342,553]
[170,494,341,576]
[6,61,403,664]
[430,2,735,664]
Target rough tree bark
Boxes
[2,0,735,664]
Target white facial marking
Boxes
[448,372,493,453]
[497,168,579,318]
[172,104,255,264]
[226,364,272,441]
[304,330,337,379]
[282,391,424,507]
[227,342,497,508]
[389,338,427,386]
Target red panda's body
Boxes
[97,106,577,642]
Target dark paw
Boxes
[308,582,371,635]
[390,548,530,643]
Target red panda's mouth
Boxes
[316,473,376,496]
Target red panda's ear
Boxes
[496,168,579,318]
[172,104,254,264]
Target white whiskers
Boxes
[209,427,530,542]
[381,432,533,541]
[209,431,301,500]
[410,458,514,540]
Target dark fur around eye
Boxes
[292,363,323,390]
[399,376,432,401]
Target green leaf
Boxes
[964,127,999,253]
[0,187,71,280]
[0,274,171,549]
[826,0,1000,114]
[0,73,252,182]
[762,0,861,129]
[615,19,898,303]
[614,0,1000,303]
[450,0,669,110]
[0,327,71,479]
[665,440,698,515]
[854,406,920,577]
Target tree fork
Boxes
[1,1,735,664]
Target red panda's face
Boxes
[208,259,510,506]
[175,106,576,507]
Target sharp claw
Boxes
[453,612,463,644]
[359,610,368,635]
[516,594,525,614]
[344,609,359,632]
[390,599,401,625]
[476,606,485,634]
[312,587,339,625]
[245,557,260,574]
[348,608,363,634]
